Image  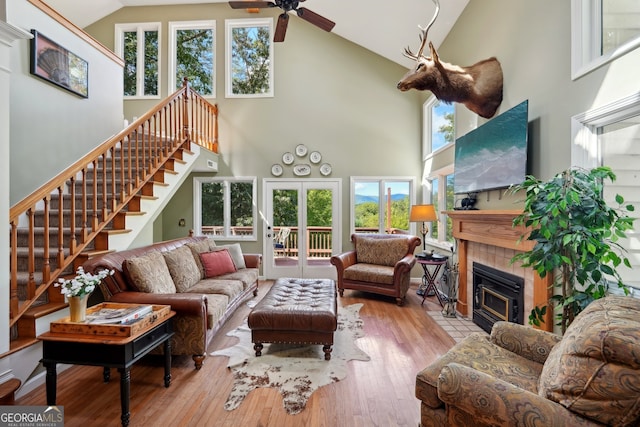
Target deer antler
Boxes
[403,0,440,60]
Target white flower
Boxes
[55,266,114,297]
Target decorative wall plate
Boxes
[271,164,283,177]
[293,164,311,176]
[295,144,308,157]
[309,151,322,164]
[319,163,332,176]
[282,152,294,165]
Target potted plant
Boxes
[510,166,635,333]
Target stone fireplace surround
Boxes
[446,210,553,332]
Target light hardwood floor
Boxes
[17,281,456,426]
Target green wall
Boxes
[87,4,425,251]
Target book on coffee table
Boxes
[86,304,153,324]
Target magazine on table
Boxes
[86,305,153,324]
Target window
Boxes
[350,178,415,235]
[428,171,455,243]
[193,177,257,240]
[572,93,640,292]
[572,0,640,79]
[225,18,274,98]
[115,23,160,98]
[168,21,215,96]
[423,97,455,157]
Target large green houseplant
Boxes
[510,166,635,333]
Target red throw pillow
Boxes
[199,249,237,278]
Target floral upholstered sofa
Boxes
[330,233,420,306]
[82,235,261,369]
[416,295,640,426]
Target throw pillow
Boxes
[187,239,212,279]
[212,243,246,269]
[538,295,640,427]
[162,245,201,292]
[123,251,176,294]
[200,249,237,278]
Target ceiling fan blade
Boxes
[228,1,274,9]
[274,13,289,42]
[296,7,335,32]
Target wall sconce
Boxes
[409,204,437,252]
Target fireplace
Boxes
[472,262,524,333]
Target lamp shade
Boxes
[409,204,437,222]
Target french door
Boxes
[263,179,341,279]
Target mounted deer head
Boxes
[397,0,503,119]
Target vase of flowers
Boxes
[56,266,113,322]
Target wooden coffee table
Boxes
[38,305,175,427]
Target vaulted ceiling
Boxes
[45,0,469,68]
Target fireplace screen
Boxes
[473,263,524,333]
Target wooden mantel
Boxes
[445,210,553,331]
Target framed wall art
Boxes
[30,30,89,98]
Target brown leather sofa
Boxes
[416,295,640,426]
[330,233,420,305]
[82,235,261,369]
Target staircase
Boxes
[6,81,219,356]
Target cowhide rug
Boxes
[209,303,370,415]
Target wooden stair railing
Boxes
[7,80,218,352]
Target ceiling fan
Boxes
[228,0,335,42]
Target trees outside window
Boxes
[194,177,257,240]
[351,178,415,234]
[225,18,274,98]
[169,21,215,96]
[115,23,160,98]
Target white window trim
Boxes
[193,176,258,241]
[349,176,416,235]
[225,18,274,98]
[571,0,640,79]
[168,20,216,97]
[571,91,640,168]
[425,164,454,245]
[115,22,162,99]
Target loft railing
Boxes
[8,79,218,329]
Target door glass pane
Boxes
[307,189,332,266]
[273,189,298,265]
[354,182,379,233]
[201,182,223,236]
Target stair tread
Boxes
[23,301,68,319]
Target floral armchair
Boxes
[416,295,640,426]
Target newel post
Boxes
[182,77,191,147]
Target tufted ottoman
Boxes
[248,278,338,360]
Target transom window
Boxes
[115,23,160,98]
[193,177,257,240]
[423,98,455,157]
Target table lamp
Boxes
[409,204,437,253]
